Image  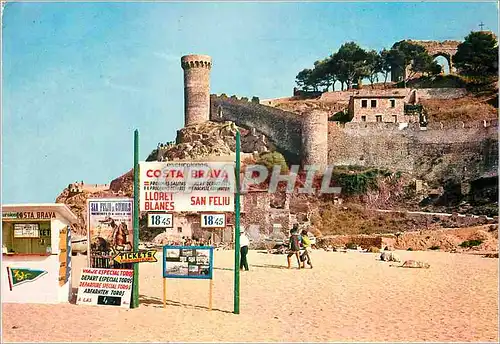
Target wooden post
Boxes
[163,278,167,309]
[209,279,213,311]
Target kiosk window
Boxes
[2,222,51,254]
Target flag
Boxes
[7,267,48,291]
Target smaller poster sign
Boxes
[59,226,71,286]
[200,213,226,228]
[147,213,173,228]
[113,250,158,264]
[76,268,133,308]
[163,246,213,279]
[13,224,40,238]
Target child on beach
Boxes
[300,230,313,269]
[287,225,302,269]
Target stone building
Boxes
[348,94,417,123]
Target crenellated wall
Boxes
[210,95,303,164]
[209,94,497,183]
[328,120,498,182]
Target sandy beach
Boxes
[2,249,498,342]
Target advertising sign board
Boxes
[76,268,133,308]
[87,198,133,268]
[163,246,214,279]
[13,223,40,238]
[139,162,235,212]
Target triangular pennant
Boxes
[7,267,48,290]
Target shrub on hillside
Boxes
[346,242,357,250]
[255,151,288,173]
[459,239,483,248]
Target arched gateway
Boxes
[390,39,461,82]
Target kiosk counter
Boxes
[2,204,78,304]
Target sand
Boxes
[2,250,499,342]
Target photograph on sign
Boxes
[200,213,226,228]
[163,245,214,279]
[139,161,235,212]
[87,199,133,268]
[76,268,133,308]
[147,213,173,228]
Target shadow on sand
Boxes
[139,295,233,314]
[249,264,288,270]
[213,267,233,271]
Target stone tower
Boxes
[301,110,328,171]
[181,54,212,126]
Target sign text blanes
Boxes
[139,162,235,212]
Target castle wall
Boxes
[415,88,467,101]
[210,95,302,164]
[319,88,466,104]
[209,94,496,184]
[320,89,412,103]
[328,121,498,182]
[260,97,294,106]
[328,122,415,172]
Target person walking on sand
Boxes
[240,230,250,271]
[300,230,313,269]
[287,225,302,269]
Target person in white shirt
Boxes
[239,230,250,271]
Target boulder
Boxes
[380,251,401,262]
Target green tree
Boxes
[312,58,336,91]
[453,31,498,77]
[332,42,369,90]
[295,68,314,91]
[379,49,393,86]
[391,41,441,86]
[365,50,382,88]
[327,53,347,91]
[295,68,323,92]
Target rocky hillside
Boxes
[56,121,274,236]
[149,121,273,162]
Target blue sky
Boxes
[2,1,498,203]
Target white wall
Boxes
[2,216,73,304]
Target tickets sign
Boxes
[76,268,133,308]
[139,162,235,212]
[113,250,158,264]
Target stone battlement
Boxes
[68,181,109,194]
[330,119,498,131]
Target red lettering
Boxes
[145,201,175,211]
[190,196,206,206]
[209,196,230,206]
[146,169,161,178]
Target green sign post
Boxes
[131,129,140,309]
[233,130,241,314]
